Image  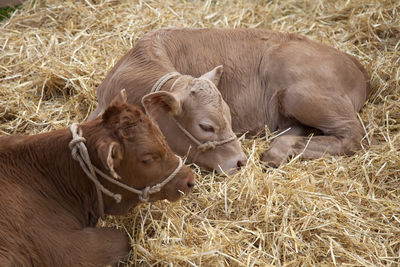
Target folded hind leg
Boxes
[262,87,365,167]
[43,226,131,267]
[70,227,131,267]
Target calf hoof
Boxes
[261,149,285,168]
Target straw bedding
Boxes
[1,0,399,266]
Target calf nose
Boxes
[185,172,195,190]
[187,180,195,190]
[236,158,247,169]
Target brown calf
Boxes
[89,33,247,173]
[0,92,194,266]
[91,28,369,167]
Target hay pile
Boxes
[1,0,399,265]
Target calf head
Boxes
[88,91,195,215]
[142,66,247,173]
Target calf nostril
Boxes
[187,181,195,189]
[237,159,246,168]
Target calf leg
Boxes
[262,87,365,167]
[37,225,130,267]
[69,227,131,267]
[0,255,12,267]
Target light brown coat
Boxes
[91,28,369,167]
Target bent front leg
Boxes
[60,227,131,267]
[262,85,365,167]
[261,128,362,167]
[79,227,131,266]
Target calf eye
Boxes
[199,123,215,133]
[141,154,154,164]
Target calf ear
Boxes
[200,65,223,86]
[141,91,181,118]
[102,89,128,123]
[97,141,123,180]
[111,89,128,105]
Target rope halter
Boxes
[148,72,237,153]
[69,123,184,218]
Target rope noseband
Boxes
[171,117,236,152]
[69,123,183,218]
[148,72,237,153]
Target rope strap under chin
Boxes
[69,123,184,217]
[149,72,238,152]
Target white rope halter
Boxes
[150,72,180,93]
[148,72,237,153]
[69,123,183,218]
[171,117,236,152]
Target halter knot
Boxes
[139,187,150,202]
[198,141,217,152]
[68,136,86,161]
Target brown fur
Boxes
[0,101,194,266]
[91,28,369,167]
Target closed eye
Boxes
[199,123,215,133]
[141,154,155,164]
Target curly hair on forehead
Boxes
[101,103,142,124]
[190,81,224,106]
